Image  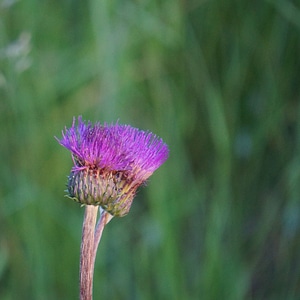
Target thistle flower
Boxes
[56,116,169,217]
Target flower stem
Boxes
[93,208,113,263]
[80,206,113,300]
[80,205,98,300]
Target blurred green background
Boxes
[1,0,300,299]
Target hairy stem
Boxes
[80,205,98,300]
[79,207,113,300]
[93,208,113,264]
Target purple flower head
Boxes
[56,116,169,217]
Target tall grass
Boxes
[1,0,300,299]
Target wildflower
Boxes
[56,116,169,217]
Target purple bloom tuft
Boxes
[56,116,169,217]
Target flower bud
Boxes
[68,169,138,217]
